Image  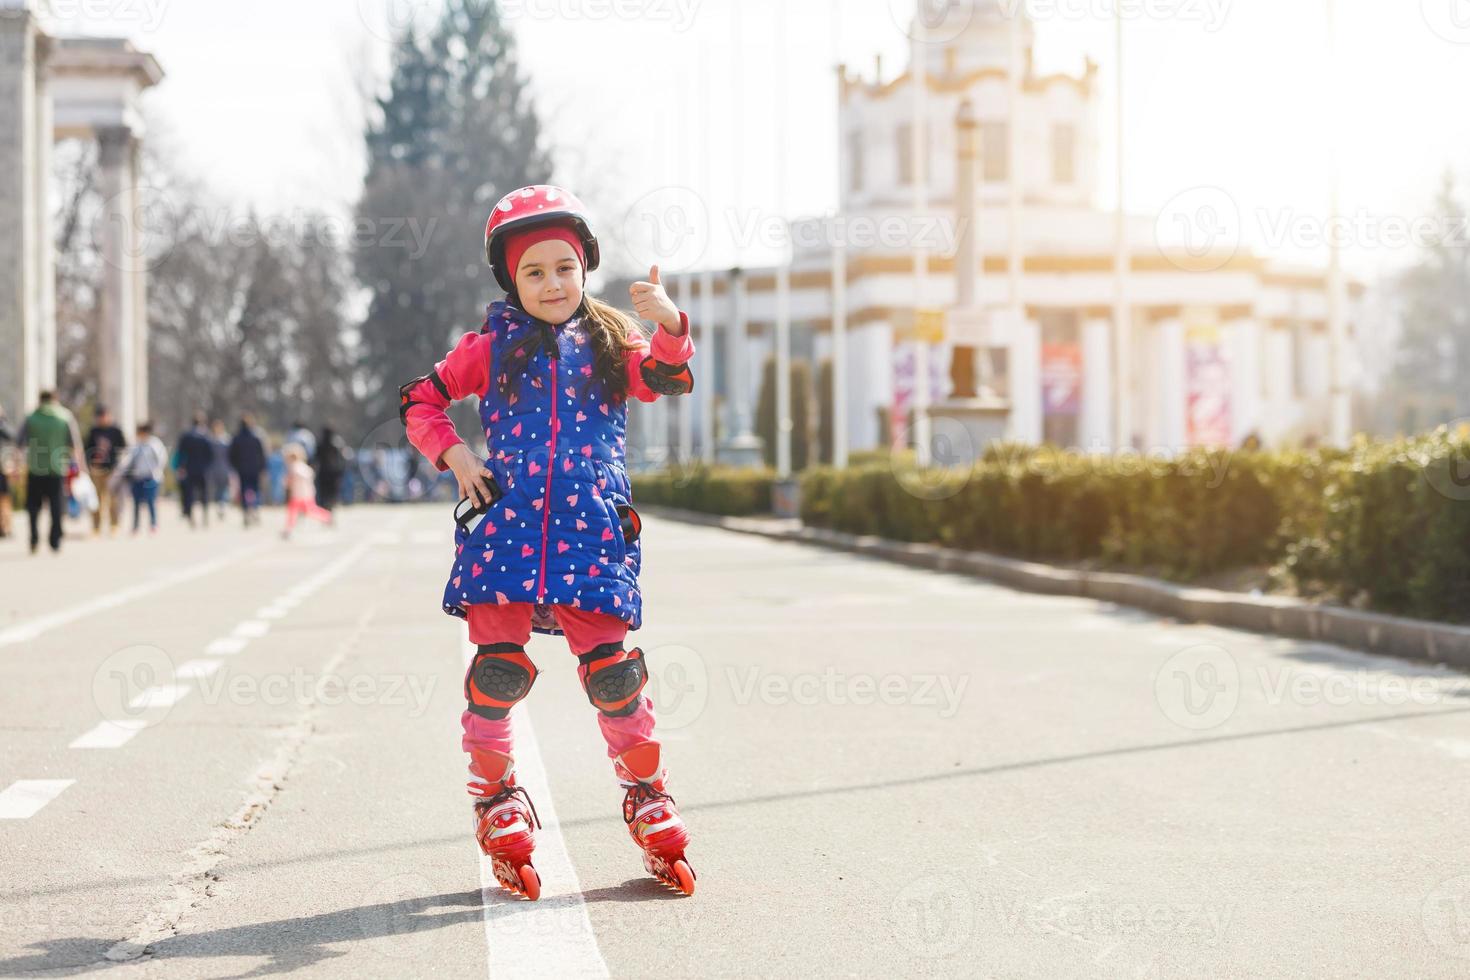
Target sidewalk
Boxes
[643,505,1470,672]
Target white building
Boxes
[664,0,1360,461]
[0,1,162,431]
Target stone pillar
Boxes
[97,125,140,434]
[33,31,54,395]
[1156,316,1187,452]
[0,5,40,419]
[1007,316,1042,444]
[131,136,148,425]
[1227,317,1263,446]
[1080,316,1113,452]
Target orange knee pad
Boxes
[466,643,538,720]
[576,643,648,717]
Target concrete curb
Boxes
[643,505,1470,671]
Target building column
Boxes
[1080,316,1113,452]
[130,136,148,424]
[853,320,892,452]
[96,125,140,434]
[1227,317,1263,446]
[0,7,40,420]
[1156,316,1187,452]
[34,34,55,395]
[1007,316,1042,444]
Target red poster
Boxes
[1186,325,1232,447]
[1042,343,1082,416]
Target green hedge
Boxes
[633,464,776,517]
[640,433,1470,622]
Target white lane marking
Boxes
[256,606,289,620]
[127,685,191,710]
[0,780,74,819]
[176,659,222,680]
[465,639,609,979]
[70,720,150,749]
[206,637,249,656]
[233,621,270,639]
[0,543,272,650]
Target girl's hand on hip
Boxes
[630,265,680,332]
[443,444,499,507]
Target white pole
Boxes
[831,0,849,469]
[1007,9,1023,372]
[700,266,715,463]
[698,36,716,464]
[1112,7,1132,453]
[677,273,694,461]
[911,17,931,465]
[1325,0,1350,446]
[775,3,792,478]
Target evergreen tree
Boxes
[356,0,554,414]
[756,355,815,471]
[1392,173,1470,425]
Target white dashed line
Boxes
[127,685,192,711]
[232,621,270,639]
[465,638,609,979]
[70,720,150,749]
[176,659,222,680]
[205,637,249,656]
[0,780,75,819]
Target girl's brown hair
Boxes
[580,295,650,404]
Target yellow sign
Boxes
[917,309,946,343]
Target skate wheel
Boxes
[671,859,695,896]
[519,865,541,902]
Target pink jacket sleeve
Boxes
[624,311,696,404]
[402,331,491,472]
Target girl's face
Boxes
[515,239,584,325]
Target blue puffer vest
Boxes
[442,300,643,636]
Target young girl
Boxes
[111,422,167,534]
[280,444,333,539]
[399,185,697,900]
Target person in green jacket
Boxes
[18,391,81,554]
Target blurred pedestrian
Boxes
[0,405,14,539]
[175,411,214,529]
[84,405,127,536]
[315,425,346,518]
[281,444,332,540]
[207,418,233,521]
[18,390,82,555]
[266,442,285,505]
[113,421,167,534]
[228,414,267,528]
[285,419,317,463]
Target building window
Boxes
[1053,124,1076,185]
[896,122,931,185]
[848,131,863,193]
[981,122,1008,182]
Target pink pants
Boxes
[462,602,656,760]
[283,497,331,531]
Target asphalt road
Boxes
[3,500,1470,978]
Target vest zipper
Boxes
[534,339,559,602]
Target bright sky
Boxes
[37,0,1470,281]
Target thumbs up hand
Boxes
[630,264,682,334]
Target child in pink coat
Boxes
[400,185,697,898]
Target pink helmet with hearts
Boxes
[484,185,601,292]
